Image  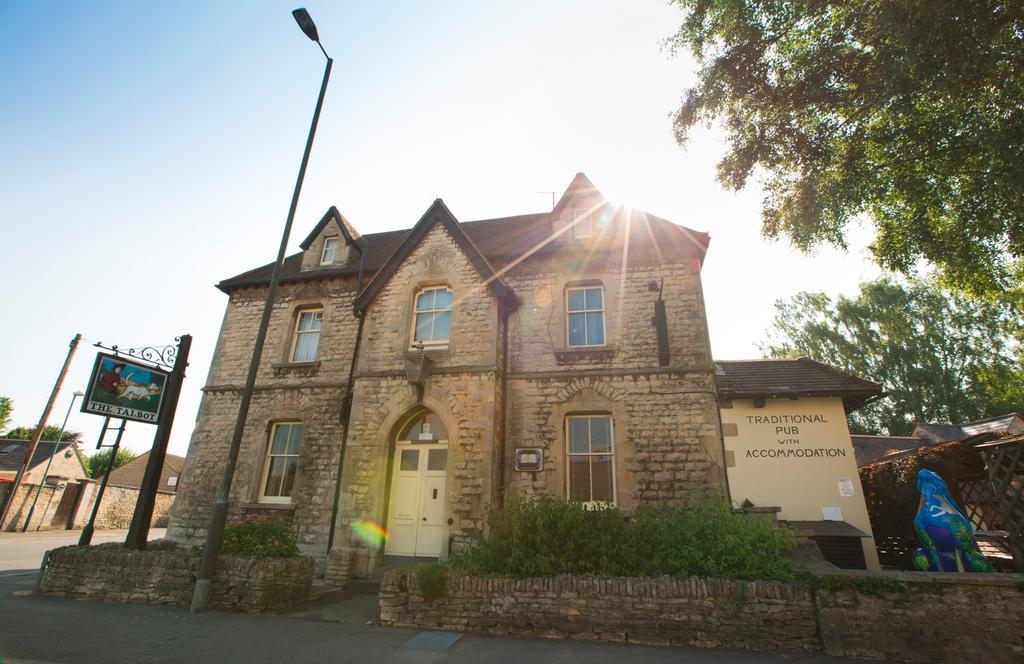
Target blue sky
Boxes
[0,1,880,456]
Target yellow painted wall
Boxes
[721,397,880,570]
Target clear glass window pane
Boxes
[416,290,435,310]
[400,449,419,471]
[589,417,612,453]
[286,425,303,456]
[568,457,590,501]
[264,457,286,496]
[427,449,448,471]
[293,332,318,362]
[279,457,298,497]
[322,238,336,263]
[431,311,451,341]
[585,312,604,345]
[414,312,433,342]
[584,288,602,309]
[433,289,453,308]
[568,313,586,346]
[270,425,291,455]
[590,456,614,501]
[567,290,585,312]
[568,418,589,454]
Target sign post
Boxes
[125,334,191,549]
[78,417,127,546]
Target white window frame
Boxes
[290,308,323,363]
[565,286,606,347]
[572,209,593,239]
[410,286,452,348]
[259,422,303,504]
[320,237,338,265]
[565,414,616,505]
[167,476,178,487]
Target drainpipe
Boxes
[326,239,368,553]
[497,301,512,507]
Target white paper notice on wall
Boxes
[821,506,844,521]
[837,478,855,497]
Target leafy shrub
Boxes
[450,494,795,581]
[218,518,299,559]
[416,563,448,600]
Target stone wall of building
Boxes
[90,485,175,529]
[1,483,63,531]
[40,542,313,614]
[380,570,1024,662]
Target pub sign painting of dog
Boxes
[81,353,170,424]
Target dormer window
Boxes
[321,237,338,265]
[571,209,593,239]
[413,287,452,346]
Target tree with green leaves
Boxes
[669,1,1024,297]
[0,396,11,433]
[3,426,83,445]
[761,278,1024,435]
[84,448,137,479]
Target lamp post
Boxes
[191,8,333,613]
[21,391,84,532]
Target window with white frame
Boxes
[291,309,323,362]
[260,422,303,503]
[571,208,593,239]
[412,286,452,346]
[321,237,338,264]
[566,415,615,503]
[566,286,605,346]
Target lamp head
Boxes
[292,8,320,42]
[73,391,84,397]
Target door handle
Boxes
[422,517,427,521]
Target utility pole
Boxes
[0,333,81,530]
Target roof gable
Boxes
[299,206,363,251]
[714,357,883,412]
[352,199,515,313]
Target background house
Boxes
[0,440,89,532]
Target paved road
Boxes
[0,572,863,664]
[0,529,167,575]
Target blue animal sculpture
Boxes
[911,469,993,572]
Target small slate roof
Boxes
[911,413,1023,443]
[0,440,77,474]
[714,357,882,411]
[217,206,709,293]
[107,451,185,493]
[850,435,932,467]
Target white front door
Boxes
[385,444,448,557]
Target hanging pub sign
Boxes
[81,353,170,424]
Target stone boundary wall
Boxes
[39,543,313,614]
[380,570,1024,663]
[91,486,176,529]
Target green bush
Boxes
[450,495,795,581]
[416,563,448,600]
[218,518,299,559]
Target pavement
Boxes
[0,528,167,576]
[0,530,861,663]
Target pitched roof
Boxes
[106,451,185,493]
[714,357,883,412]
[911,412,1023,443]
[352,199,515,312]
[849,435,932,467]
[216,173,710,293]
[0,440,78,474]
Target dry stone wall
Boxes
[380,570,1024,662]
[40,542,313,614]
[91,486,175,529]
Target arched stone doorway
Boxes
[384,407,449,557]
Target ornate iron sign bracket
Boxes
[93,339,180,372]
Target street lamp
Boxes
[191,8,334,613]
[21,391,84,532]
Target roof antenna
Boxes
[537,191,558,210]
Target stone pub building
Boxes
[170,173,735,577]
